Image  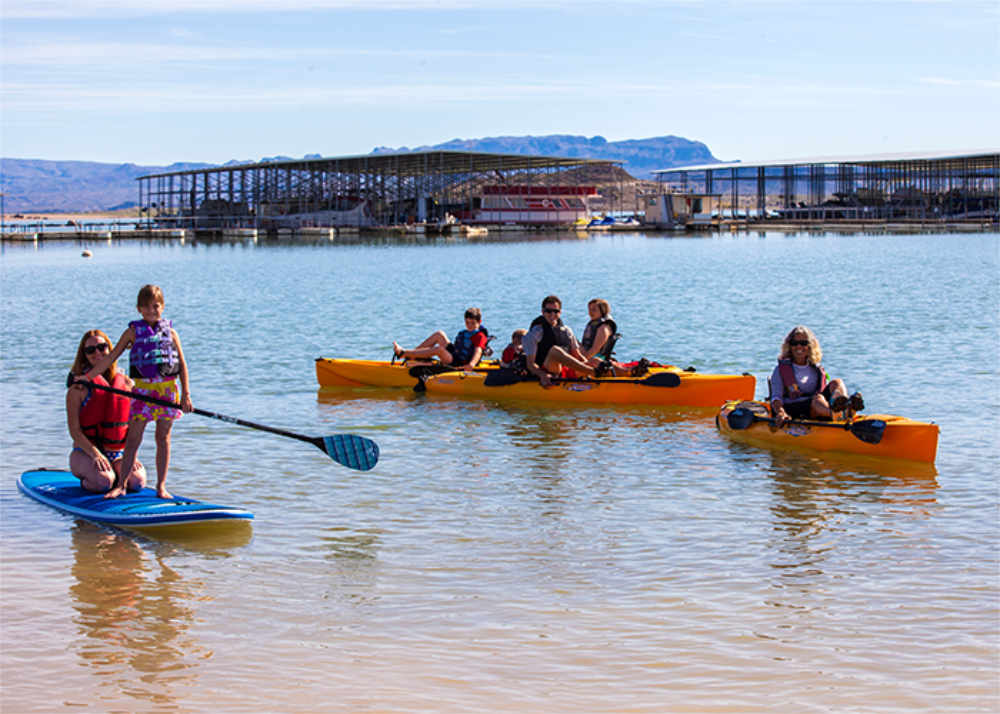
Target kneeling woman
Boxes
[769,326,863,427]
[392,308,489,370]
[67,329,147,492]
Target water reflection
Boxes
[753,446,938,587]
[68,522,208,709]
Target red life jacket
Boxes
[777,359,827,400]
[78,373,131,454]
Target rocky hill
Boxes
[373,134,718,180]
[1,135,718,213]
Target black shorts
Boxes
[782,384,835,420]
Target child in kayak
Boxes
[81,284,192,499]
[500,328,527,367]
[392,307,489,370]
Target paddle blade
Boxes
[321,435,380,471]
[726,407,757,430]
[850,419,886,445]
[642,372,681,387]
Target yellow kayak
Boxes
[422,367,754,408]
[716,400,939,463]
[315,358,499,389]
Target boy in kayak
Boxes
[392,307,489,370]
[500,328,527,367]
[79,284,193,499]
[523,295,611,386]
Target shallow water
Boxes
[1,230,998,712]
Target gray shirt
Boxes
[523,321,580,363]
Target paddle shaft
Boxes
[79,379,323,450]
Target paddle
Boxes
[725,407,886,445]
[70,377,379,471]
[483,369,681,388]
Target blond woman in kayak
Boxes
[769,326,863,426]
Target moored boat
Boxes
[422,367,754,408]
[716,400,939,463]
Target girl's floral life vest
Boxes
[452,326,488,365]
[777,359,827,399]
[78,373,130,455]
[129,319,180,379]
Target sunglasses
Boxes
[84,343,110,354]
[543,308,561,314]
[789,339,810,347]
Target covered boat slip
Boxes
[653,150,999,225]
[136,151,622,234]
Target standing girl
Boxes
[83,285,192,499]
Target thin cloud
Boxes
[1,0,688,19]
[920,77,1000,89]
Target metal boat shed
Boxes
[136,151,616,230]
[653,150,999,222]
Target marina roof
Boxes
[653,149,1000,174]
[139,150,617,179]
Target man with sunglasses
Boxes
[522,295,610,387]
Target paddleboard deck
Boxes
[18,469,254,531]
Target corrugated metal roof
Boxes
[139,150,617,179]
[653,149,1000,174]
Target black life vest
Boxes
[529,315,572,367]
[580,316,618,359]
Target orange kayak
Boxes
[422,368,755,408]
[315,358,499,389]
[716,400,939,463]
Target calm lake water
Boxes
[1,230,998,713]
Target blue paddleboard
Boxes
[18,469,254,530]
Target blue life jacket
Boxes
[129,319,180,379]
[452,326,488,365]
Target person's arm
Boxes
[582,324,613,361]
[769,366,789,425]
[66,383,112,472]
[81,327,133,381]
[172,329,193,412]
[521,327,553,385]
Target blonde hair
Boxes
[588,298,610,318]
[511,328,527,343]
[137,284,164,308]
[71,329,118,379]
[779,325,823,364]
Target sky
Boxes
[1,0,997,166]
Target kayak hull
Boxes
[423,369,755,408]
[18,469,254,532]
[315,358,497,389]
[716,401,939,463]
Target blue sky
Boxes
[1,0,997,166]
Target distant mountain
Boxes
[0,158,214,213]
[1,135,718,213]
[372,134,720,180]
